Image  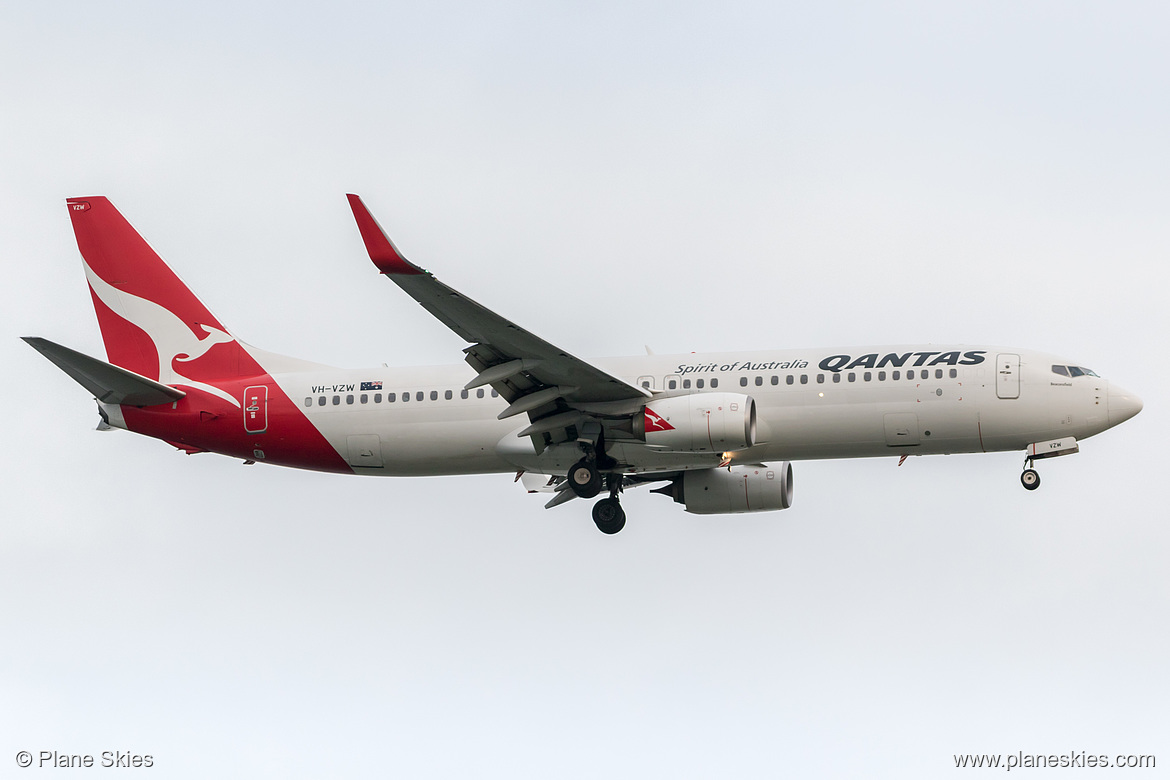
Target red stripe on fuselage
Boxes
[122,372,352,474]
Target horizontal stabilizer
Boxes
[23,337,186,406]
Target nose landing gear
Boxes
[1018,437,1078,491]
[1020,456,1041,491]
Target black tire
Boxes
[592,497,626,534]
[1021,469,1040,491]
[568,459,602,499]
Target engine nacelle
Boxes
[655,463,793,514]
[638,393,756,453]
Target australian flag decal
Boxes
[360,381,383,391]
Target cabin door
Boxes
[243,385,268,433]
[996,354,1020,399]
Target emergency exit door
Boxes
[244,385,268,433]
[996,354,1020,399]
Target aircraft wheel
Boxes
[592,497,626,534]
[568,459,602,499]
[1021,469,1041,491]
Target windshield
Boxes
[1053,364,1099,378]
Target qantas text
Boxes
[818,350,987,372]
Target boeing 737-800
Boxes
[25,196,1143,533]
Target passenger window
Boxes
[907,370,915,380]
[786,375,794,385]
[477,389,485,398]
[832,373,841,383]
[817,374,825,384]
[847,372,856,382]
[375,393,383,403]
[641,380,650,389]
[683,379,691,389]
[333,395,341,405]
[445,390,453,400]
[491,389,498,398]
[346,394,354,404]
[800,374,808,385]
[935,369,943,379]
[360,394,368,404]
[402,392,409,402]
[461,389,469,399]
[755,376,763,386]
[318,396,326,406]
[668,379,678,390]
[696,378,705,389]
[864,372,871,381]
[740,377,748,387]
[303,397,311,408]
[949,369,957,379]
[878,371,886,381]
[387,393,395,402]
[711,378,719,388]
[419,391,427,401]
[771,376,778,385]
[892,371,900,381]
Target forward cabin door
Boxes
[243,385,268,433]
[996,354,1020,399]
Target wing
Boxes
[347,195,650,449]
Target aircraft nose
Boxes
[1107,382,1143,426]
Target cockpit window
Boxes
[1053,364,1100,378]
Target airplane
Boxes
[24,195,1143,534]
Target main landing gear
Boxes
[591,473,626,534]
[568,448,626,534]
[567,458,602,499]
[592,495,626,535]
[1020,457,1041,491]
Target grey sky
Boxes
[2,2,1166,777]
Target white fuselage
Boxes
[253,346,1123,477]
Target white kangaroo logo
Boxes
[83,260,241,408]
[645,408,670,430]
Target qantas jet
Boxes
[25,196,1143,533]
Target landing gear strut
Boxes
[568,430,617,500]
[1020,457,1041,491]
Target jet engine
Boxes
[653,462,793,514]
[637,393,756,453]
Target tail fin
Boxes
[67,197,237,382]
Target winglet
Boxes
[346,194,424,275]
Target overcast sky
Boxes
[2,2,1167,777]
